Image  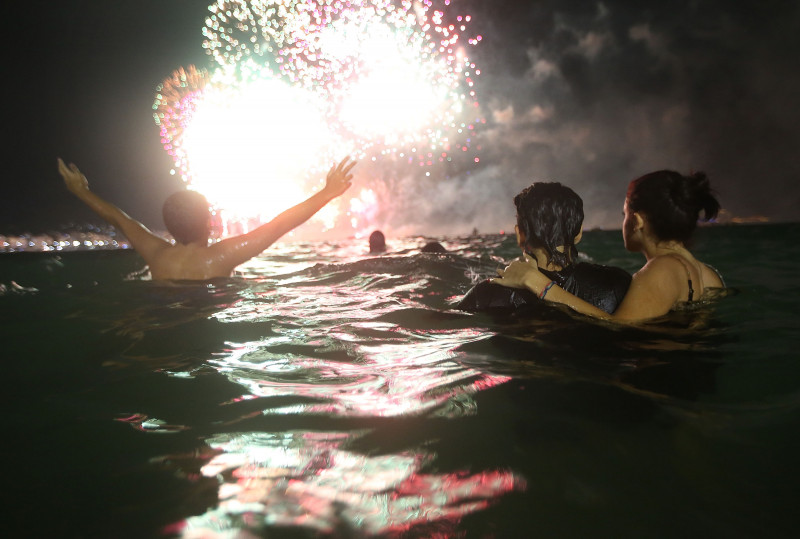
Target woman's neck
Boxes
[527,247,567,272]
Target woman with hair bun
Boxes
[494,170,726,321]
[459,182,631,314]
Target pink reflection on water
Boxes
[175,430,525,536]
[184,263,520,535]
[212,328,509,418]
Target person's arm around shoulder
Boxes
[493,253,684,322]
[58,158,170,262]
[494,253,612,318]
[208,156,356,269]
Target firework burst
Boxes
[154,0,482,232]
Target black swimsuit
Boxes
[458,262,632,314]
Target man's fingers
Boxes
[337,158,355,176]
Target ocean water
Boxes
[3,223,799,538]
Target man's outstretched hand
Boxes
[58,158,90,196]
[323,156,357,198]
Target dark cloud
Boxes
[412,0,800,231]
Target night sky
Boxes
[4,0,799,236]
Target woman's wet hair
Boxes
[627,170,720,244]
[162,190,211,245]
[514,182,583,268]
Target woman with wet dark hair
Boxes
[494,170,725,321]
[513,182,583,270]
[459,182,631,314]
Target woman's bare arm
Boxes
[493,253,683,322]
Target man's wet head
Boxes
[162,190,211,245]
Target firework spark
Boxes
[154,1,482,233]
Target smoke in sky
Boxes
[366,0,800,234]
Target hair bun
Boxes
[686,171,720,221]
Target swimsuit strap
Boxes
[705,263,726,288]
[666,254,694,302]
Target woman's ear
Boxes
[633,212,645,232]
[574,226,583,245]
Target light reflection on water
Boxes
[119,238,526,536]
[178,430,523,536]
[99,234,729,535]
[179,297,519,533]
[6,226,800,536]
[212,329,507,418]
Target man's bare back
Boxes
[143,242,227,281]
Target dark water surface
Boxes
[3,224,799,537]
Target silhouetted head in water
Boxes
[514,182,583,269]
[368,230,386,253]
[421,241,446,253]
[625,170,720,247]
[162,190,211,245]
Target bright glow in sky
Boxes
[181,70,332,220]
[154,1,481,233]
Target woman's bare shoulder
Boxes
[632,255,691,300]
[701,263,725,288]
[639,254,689,277]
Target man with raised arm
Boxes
[57,156,356,280]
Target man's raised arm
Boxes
[57,158,169,260]
[210,156,356,268]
